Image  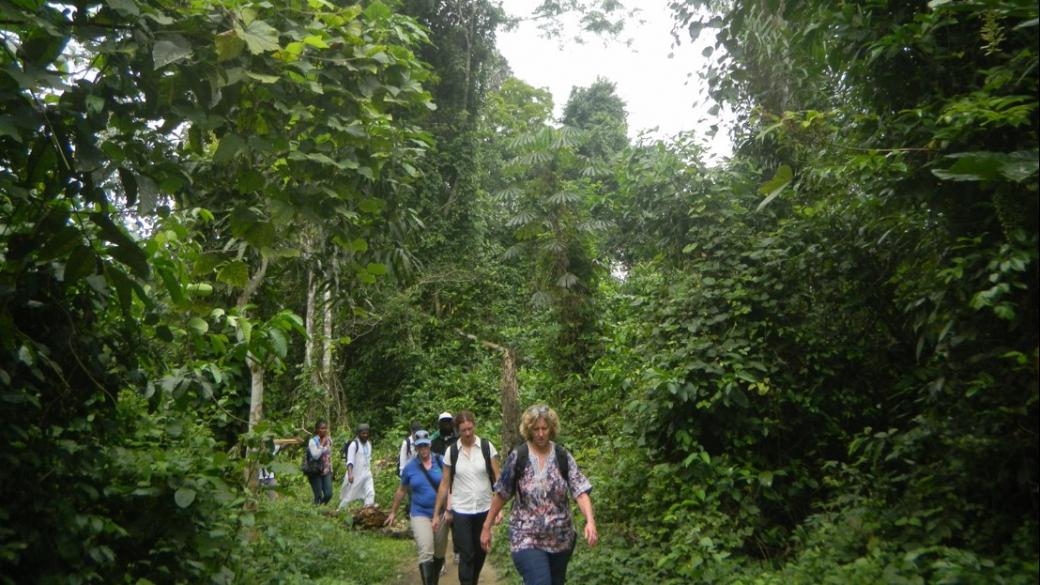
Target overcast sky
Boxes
[496,0,732,159]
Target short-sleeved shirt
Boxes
[444,436,498,514]
[400,454,445,518]
[493,442,592,553]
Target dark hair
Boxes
[454,410,476,427]
[315,419,328,431]
[410,420,422,433]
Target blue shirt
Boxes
[400,454,444,518]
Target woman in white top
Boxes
[433,411,501,585]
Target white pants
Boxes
[410,515,450,563]
[337,472,375,509]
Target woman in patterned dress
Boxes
[479,405,598,585]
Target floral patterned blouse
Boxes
[309,435,333,476]
[494,442,592,553]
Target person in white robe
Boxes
[338,423,376,509]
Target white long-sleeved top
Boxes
[345,438,372,475]
[398,436,416,477]
[309,435,329,459]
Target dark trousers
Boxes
[309,473,333,504]
[452,511,488,585]
[511,546,574,585]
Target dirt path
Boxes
[389,533,510,585]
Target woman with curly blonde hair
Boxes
[480,405,598,585]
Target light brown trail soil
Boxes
[389,532,510,585]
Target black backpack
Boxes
[448,438,496,493]
[511,442,570,505]
[342,437,360,464]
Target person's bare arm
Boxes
[479,493,508,552]
[385,484,408,526]
[575,492,598,547]
[432,465,452,532]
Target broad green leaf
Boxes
[759,471,774,487]
[174,487,196,508]
[65,245,96,284]
[358,197,384,213]
[235,19,281,54]
[106,266,134,313]
[0,116,21,143]
[363,1,392,20]
[215,30,246,62]
[366,263,386,275]
[158,266,184,304]
[238,319,252,343]
[217,261,249,288]
[152,35,192,69]
[85,95,105,114]
[186,283,213,296]
[268,328,287,358]
[756,164,793,211]
[213,133,246,163]
[106,245,151,279]
[187,317,209,335]
[38,226,82,261]
[106,0,139,15]
[303,35,329,48]
[243,222,276,248]
[246,71,280,84]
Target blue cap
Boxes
[414,430,432,446]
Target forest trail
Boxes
[389,532,510,585]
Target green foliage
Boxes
[575,0,1039,581]
[1,0,436,580]
[243,482,412,584]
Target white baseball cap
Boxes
[438,411,453,421]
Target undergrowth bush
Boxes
[242,481,411,584]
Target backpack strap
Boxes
[344,437,360,466]
[449,442,459,493]
[512,442,570,505]
[555,444,570,494]
[481,438,496,486]
[512,443,530,505]
[447,439,496,492]
[417,455,441,492]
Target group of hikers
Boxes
[303,405,598,585]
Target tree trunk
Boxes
[499,346,521,450]
[305,265,317,383]
[455,329,521,451]
[321,286,333,384]
[247,352,264,431]
[239,255,269,491]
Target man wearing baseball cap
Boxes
[430,412,457,456]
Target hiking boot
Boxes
[434,556,445,581]
[419,561,436,585]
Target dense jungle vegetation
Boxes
[1,0,1037,583]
